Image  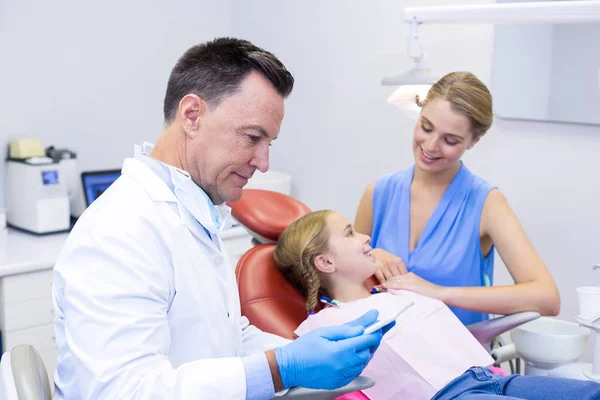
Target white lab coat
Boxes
[52,157,289,400]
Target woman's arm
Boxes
[382,189,560,317]
[467,189,560,316]
[354,181,375,236]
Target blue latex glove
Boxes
[274,309,395,390]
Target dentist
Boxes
[52,38,388,400]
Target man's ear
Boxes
[314,254,335,274]
[178,94,206,138]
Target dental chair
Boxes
[0,344,52,400]
[231,189,540,350]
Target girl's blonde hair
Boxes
[274,210,333,312]
[422,71,493,139]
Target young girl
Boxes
[274,210,600,400]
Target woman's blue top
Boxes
[371,163,496,325]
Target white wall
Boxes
[0,0,232,206]
[230,0,600,324]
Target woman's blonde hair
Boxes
[274,210,333,312]
[422,71,493,139]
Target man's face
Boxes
[187,71,285,204]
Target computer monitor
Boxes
[81,169,121,207]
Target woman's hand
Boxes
[372,248,408,283]
[380,272,448,301]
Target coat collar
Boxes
[121,157,177,204]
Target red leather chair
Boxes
[230,189,314,339]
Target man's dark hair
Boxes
[163,37,294,124]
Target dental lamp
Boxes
[384,0,600,111]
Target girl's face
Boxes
[318,212,378,282]
[412,99,478,173]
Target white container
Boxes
[577,286,600,320]
[246,170,292,195]
[511,317,591,365]
[0,208,6,230]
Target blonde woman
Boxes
[274,210,600,400]
[355,72,560,326]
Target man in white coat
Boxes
[52,37,390,399]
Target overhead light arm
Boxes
[403,1,600,25]
[407,22,423,65]
[384,0,600,113]
[381,21,437,87]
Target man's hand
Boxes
[372,249,408,283]
[272,310,394,390]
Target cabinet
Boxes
[0,269,56,383]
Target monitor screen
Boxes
[81,170,121,207]
[41,170,59,185]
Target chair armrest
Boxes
[466,311,540,350]
[273,376,375,400]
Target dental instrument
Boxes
[363,301,414,335]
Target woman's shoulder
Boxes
[461,164,497,198]
[374,165,414,195]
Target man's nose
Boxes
[250,143,269,173]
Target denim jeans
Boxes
[431,367,600,400]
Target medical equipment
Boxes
[511,318,591,378]
[5,139,70,234]
[47,147,121,218]
[0,209,6,231]
[46,147,86,218]
[363,303,413,335]
[510,285,600,382]
[383,1,600,110]
[319,296,340,308]
[0,344,52,400]
[8,138,45,159]
[577,287,600,320]
[80,170,121,207]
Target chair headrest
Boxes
[236,244,309,339]
[228,189,312,242]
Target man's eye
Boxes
[247,135,260,144]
